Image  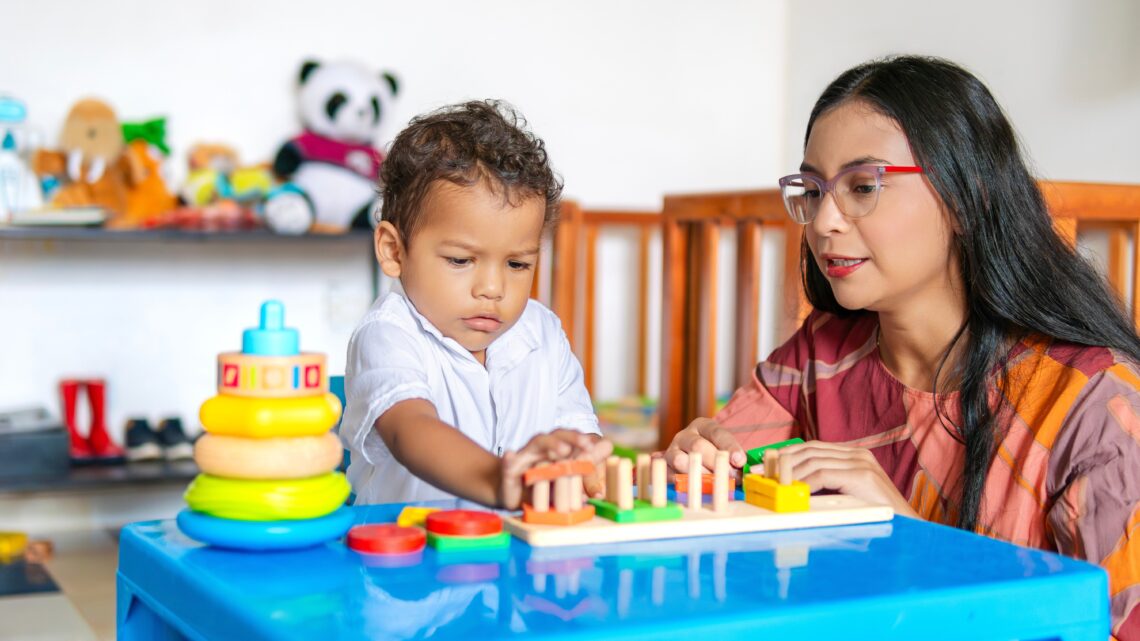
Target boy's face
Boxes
[376,180,545,365]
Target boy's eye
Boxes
[446,257,471,267]
[508,260,533,271]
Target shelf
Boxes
[0,226,374,244]
[0,460,199,494]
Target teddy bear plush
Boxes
[264,60,398,235]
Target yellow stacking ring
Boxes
[199,393,342,438]
[193,433,344,480]
[184,472,351,521]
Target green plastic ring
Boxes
[185,472,351,521]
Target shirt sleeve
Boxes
[340,317,435,466]
[551,319,600,435]
[714,312,817,449]
[1047,366,1140,641]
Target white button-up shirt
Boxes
[341,289,600,504]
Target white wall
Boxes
[783,0,1140,182]
[0,1,789,437]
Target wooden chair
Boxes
[1042,181,1140,326]
[657,189,806,450]
[538,201,662,395]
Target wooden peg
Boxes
[569,475,583,510]
[651,458,666,507]
[606,456,619,503]
[618,458,633,510]
[554,476,570,512]
[713,451,729,512]
[687,451,702,510]
[636,453,650,498]
[533,479,550,512]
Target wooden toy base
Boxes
[504,494,893,548]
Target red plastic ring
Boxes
[425,510,503,536]
[346,524,426,555]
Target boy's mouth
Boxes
[463,315,502,332]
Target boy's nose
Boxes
[474,268,504,300]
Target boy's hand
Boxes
[498,430,613,510]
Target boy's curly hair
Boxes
[379,100,563,242]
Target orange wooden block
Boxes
[523,460,595,485]
[674,473,714,495]
[522,503,595,526]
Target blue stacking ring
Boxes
[176,507,354,551]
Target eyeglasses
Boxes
[778,165,924,224]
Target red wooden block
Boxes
[522,504,595,526]
[425,509,503,536]
[523,460,596,485]
[346,525,426,555]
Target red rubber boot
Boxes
[60,379,91,460]
[85,379,124,461]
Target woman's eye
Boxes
[446,257,471,267]
[804,189,822,199]
[851,183,878,196]
[508,260,532,271]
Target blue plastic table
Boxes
[117,501,1109,640]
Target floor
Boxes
[0,528,119,640]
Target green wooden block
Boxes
[588,498,683,523]
[610,444,640,464]
[743,438,805,475]
[426,531,510,552]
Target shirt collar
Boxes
[391,283,541,368]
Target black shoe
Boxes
[125,418,162,462]
[156,418,194,461]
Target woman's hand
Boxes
[776,441,918,517]
[663,418,747,474]
[498,430,613,510]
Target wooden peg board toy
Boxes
[504,449,893,548]
[522,460,596,526]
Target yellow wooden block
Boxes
[743,475,810,513]
[397,506,441,528]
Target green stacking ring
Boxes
[184,472,351,521]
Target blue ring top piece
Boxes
[242,300,300,356]
[176,507,354,551]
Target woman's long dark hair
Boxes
[801,55,1140,531]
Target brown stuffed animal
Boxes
[35,98,130,221]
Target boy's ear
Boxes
[374,221,405,279]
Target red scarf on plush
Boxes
[291,130,382,180]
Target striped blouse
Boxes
[715,310,1140,639]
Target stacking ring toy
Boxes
[184,472,351,521]
[194,433,343,479]
[176,506,354,550]
[199,393,342,438]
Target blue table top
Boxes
[117,501,1109,641]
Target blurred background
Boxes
[0,1,1137,637]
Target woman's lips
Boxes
[824,257,868,278]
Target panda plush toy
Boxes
[265,60,398,234]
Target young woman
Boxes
[665,56,1139,639]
